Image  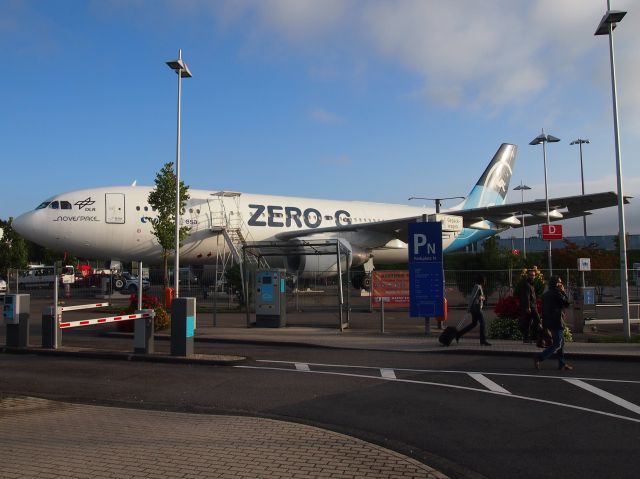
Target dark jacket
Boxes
[542,286,570,330]
[519,281,537,314]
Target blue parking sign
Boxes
[409,222,444,317]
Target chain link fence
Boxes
[3,266,639,313]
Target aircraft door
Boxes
[105,193,125,224]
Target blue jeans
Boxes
[537,328,565,367]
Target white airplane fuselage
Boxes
[14,186,439,265]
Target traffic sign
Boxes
[541,224,563,240]
[578,258,591,271]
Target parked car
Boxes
[113,272,150,293]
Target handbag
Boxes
[536,328,553,348]
[469,287,482,314]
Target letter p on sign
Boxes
[414,234,427,253]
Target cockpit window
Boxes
[60,201,72,210]
[49,201,60,209]
[36,202,51,210]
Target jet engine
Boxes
[285,238,370,278]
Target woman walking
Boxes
[457,274,491,346]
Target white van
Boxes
[18,265,75,288]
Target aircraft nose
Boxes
[12,211,36,241]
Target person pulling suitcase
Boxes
[456,274,491,346]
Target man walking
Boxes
[519,270,540,343]
[535,276,573,371]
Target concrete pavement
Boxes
[0,396,447,479]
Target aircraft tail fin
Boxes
[461,143,517,210]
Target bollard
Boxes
[424,317,431,336]
[42,306,61,349]
[165,287,175,309]
[171,298,195,356]
[4,294,30,348]
[134,309,155,354]
[380,299,385,333]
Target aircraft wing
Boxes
[274,191,628,242]
[453,191,629,228]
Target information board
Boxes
[408,222,444,317]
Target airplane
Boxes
[11,143,627,282]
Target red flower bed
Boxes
[494,295,520,319]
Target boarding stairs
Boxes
[207,192,267,292]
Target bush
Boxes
[488,317,523,340]
[494,295,520,319]
[116,294,170,332]
[488,316,573,342]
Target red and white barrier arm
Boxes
[59,312,153,329]
[59,303,110,312]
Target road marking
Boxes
[237,365,640,424]
[255,360,640,385]
[564,378,640,416]
[380,368,396,379]
[295,363,310,372]
[468,373,510,394]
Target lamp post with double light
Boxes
[513,182,531,258]
[166,49,192,298]
[529,129,560,276]
[570,138,590,237]
[595,2,630,339]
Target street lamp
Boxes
[595,2,630,339]
[408,196,465,213]
[513,182,531,258]
[529,129,560,275]
[570,138,590,237]
[166,49,192,298]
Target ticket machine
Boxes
[255,269,287,327]
[3,294,30,347]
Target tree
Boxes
[0,218,29,275]
[146,162,190,288]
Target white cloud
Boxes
[309,108,344,124]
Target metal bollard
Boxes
[171,298,195,357]
[134,309,155,354]
[42,306,61,349]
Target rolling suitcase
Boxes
[438,314,469,347]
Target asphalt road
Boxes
[2,337,639,479]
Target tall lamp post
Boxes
[513,182,531,258]
[408,196,465,213]
[570,139,590,237]
[166,49,192,298]
[595,2,630,339]
[529,129,560,276]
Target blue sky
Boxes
[2,0,639,237]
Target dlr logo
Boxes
[413,234,436,255]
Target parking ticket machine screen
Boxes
[3,296,14,322]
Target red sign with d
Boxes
[541,224,563,240]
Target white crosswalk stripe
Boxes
[468,373,511,394]
[380,368,396,379]
[564,378,640,416]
